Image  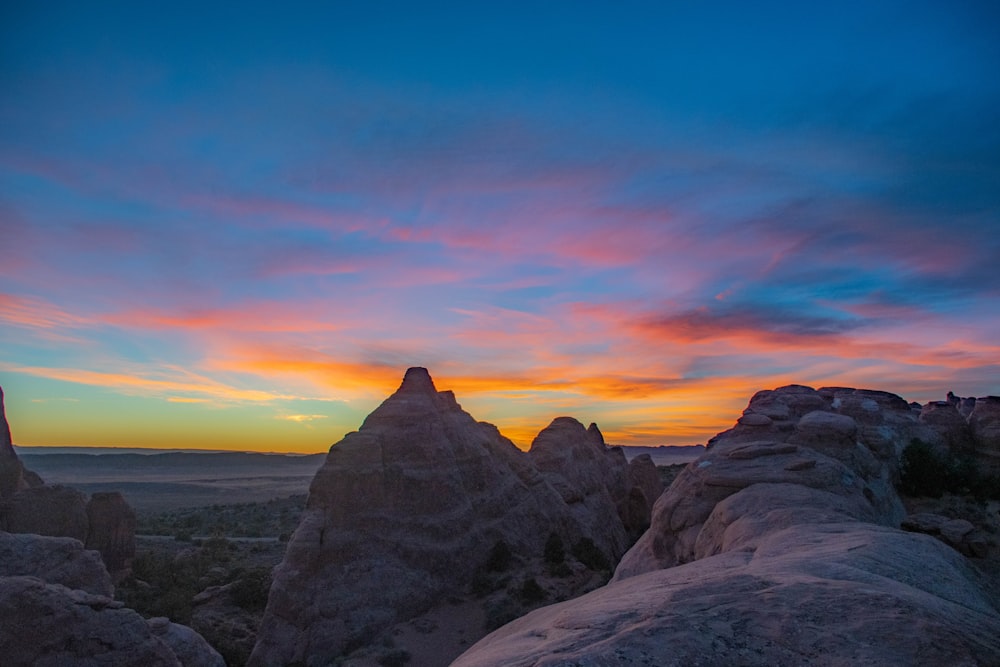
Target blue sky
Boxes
[2,1,998,451]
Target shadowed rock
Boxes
[0,386,136,578]
[0,531,224,666]
[969,396,1000,471]
[454,384,1000,666]
[920,400,975,455]
[249,368,647,666]
[85,492,137,577]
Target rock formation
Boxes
[920,400,975,455]
[969,395,1000,471]
[0,386,136,578]
[0,531,225,666]
[249,368,655,666]
[0,387,41,499]
[85,492,137,575]
[455,385,1000,665]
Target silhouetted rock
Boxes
[454,384,1000,665]
[191,583,260,667]
[902,512,990,558]
[0,531,223,666]
[147,616,226,667]
[85,492,137,577]
[620,454,663,539]
[527,417,629,558]
[969,396,1000,471]
[920,400,975,455]
[0,530,112,596]
[250,368,638,666]
[0,387,40,500]
[3,485,89,542]
[0,386,137,578]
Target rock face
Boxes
[0,530,113,596]
[85,492,137,575]
[0,387,40,499]
[920,400,975,454]
[0,386,136,578]
[0,531,224,667]
[249,368,653,666]
[969,396,1000,471]
[455,384,1000,665]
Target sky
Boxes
[1,1,999,453]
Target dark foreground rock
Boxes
[0,386,136,578]
[454,385,1000,666]
[249,368,657,666]
[0,531,224,667]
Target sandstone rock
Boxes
[920,400,975,455]
[902,512,991,558]
[0,530,112,596]
[147,616,226,667]
[86,491,137,577]
[0,386,39,500]
[249,368,634,666]
[454,523,1000,666]
[191,584,261,667]
[0,387,138,578]
[620,454,663,539]
[3,485,89,542]
[455,384,1000,666]
[528,417,629,556]
[969,396,1000,471]
[0,576,181,666]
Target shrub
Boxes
[485,540,513,572]
[899,439,1000,501]
[900,439,945,497]
[543,533,565,565]
[518,578,546,604]
[230,567,271,611]
[571,537,610,572]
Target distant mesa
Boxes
[249,367,662,666]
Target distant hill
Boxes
[17,449,327,511]
[620,444,704,466]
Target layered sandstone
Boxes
[249,368,654,666]
[455,385,1000,665]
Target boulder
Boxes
[0,386,40,500]
[453,384,1000,665]
[969,396,1000,471]
[0,576,181,667]
[0,530,112,596]
[249,368,635,666]
[86,492,137,577]
[2,485,89,542]
[0,531,223,666]
[453,523,1000,666]
[920,401,975,455]
[0,386,137,578]
[147,616,226,667]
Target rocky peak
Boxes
[0,386,12,456]
[250,369,649,666]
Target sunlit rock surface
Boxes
[249,368,654,666]
[455,385,1000,666]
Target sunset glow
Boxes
[2,3,998,452]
